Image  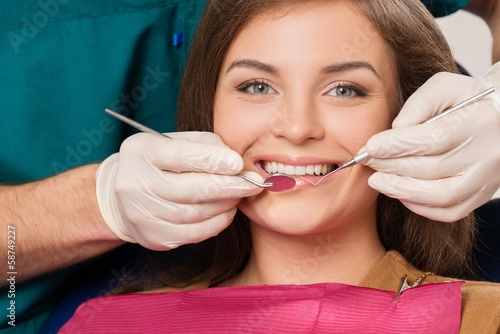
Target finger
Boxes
[120,171,263,204]
[122,189,241,224]
[157,172,263,203]
[367,172,484,208]
[132,207,238,250]
[392,72,486,128]
[365,110,481,159]
[399,189,494,222]
[124,171,261,223]
[364,144,472,179]
[122,132,244,174]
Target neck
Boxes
[223,213,386,287]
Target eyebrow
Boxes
[226,59,279,75]
[321,61,381,79]
[225,59,381,79]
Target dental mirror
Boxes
[264,174,296,191]
[238,173,295,192]
[104,108,296,192]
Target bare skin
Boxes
[0,164,123,285]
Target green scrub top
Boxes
[422,0,471,17]
[0,0,206,333]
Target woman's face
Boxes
[214,1,397,235]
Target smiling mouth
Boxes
[261,161,339,176]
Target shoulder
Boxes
[461,279,500,300]
[424,276,500,332]
[390,252,500,331]
[361,251,500,331]
[459,280,500,331]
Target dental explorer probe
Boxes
[304,86,496,186]
[104,108,295,192]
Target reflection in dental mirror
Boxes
[263,173,296,192]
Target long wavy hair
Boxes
[118,0,476,293]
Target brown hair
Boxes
[138,0,475,291]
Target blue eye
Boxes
[251,84,271,94]
[237,80,276,95]
[326,83,367,98]
[330,86,354,97]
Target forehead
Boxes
[223,1,395,76]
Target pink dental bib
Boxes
[60,281,463,333]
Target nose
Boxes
[270,95,325,144]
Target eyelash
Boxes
[235,79,368,98]
[236,79,274,95]
[327,82,368,98]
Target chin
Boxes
[238,183,378,236]
[239,197,343,235]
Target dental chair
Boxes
[473,198,500,282]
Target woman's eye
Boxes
[326,84,366,98]
[238,81,276,95]
[331,87,354,96]
[251,84,272,94]
[328,86,355,97]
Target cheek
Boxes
[357,114,392,144]
[214,93,237,148]
[213,97,266,154]
[326,104,393,155]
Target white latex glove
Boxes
[96,131,263,250]
[363,65,500,222]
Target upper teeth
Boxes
[263,162,333,176]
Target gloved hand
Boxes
[96,131,263,250]
[363,64,500,222]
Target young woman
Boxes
[61,0,500,332]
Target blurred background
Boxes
[436,10,492,77]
